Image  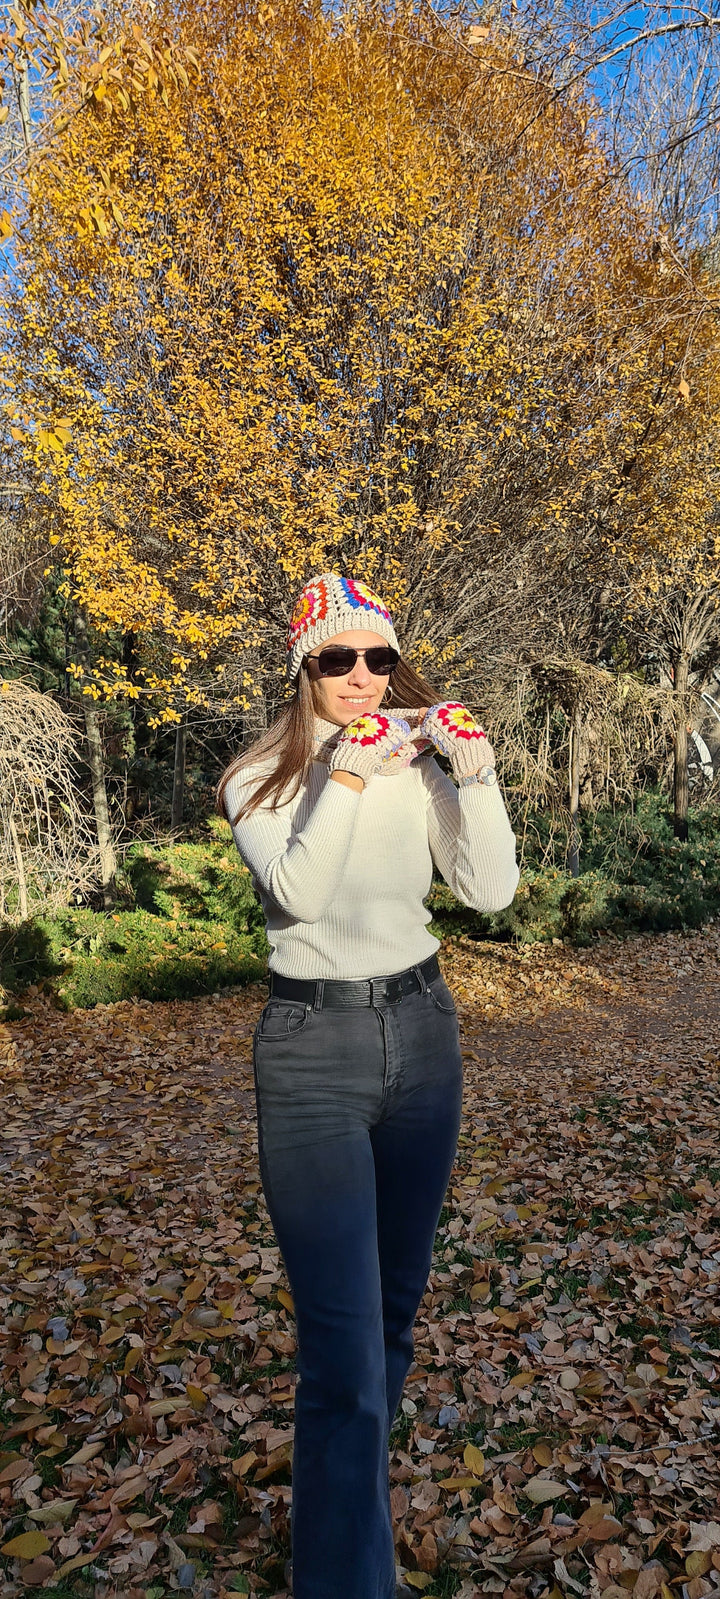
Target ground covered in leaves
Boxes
[1,928,719,1599]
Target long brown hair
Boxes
[216,656,442,826]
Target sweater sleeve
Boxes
[421,758,520,913]
[225,766,362,923]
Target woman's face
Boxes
[306,629,394,727]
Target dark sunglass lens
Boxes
[366,648,399,674]
[317,647,356,676]
[313,645,400,676]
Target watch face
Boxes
[481,766,497,785]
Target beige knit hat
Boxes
[286,573,401,682]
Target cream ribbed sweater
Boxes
[225,716,520,979]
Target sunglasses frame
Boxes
[302,644,400,678]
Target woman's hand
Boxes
[329,712,419,784]
[398,706,428,729]
[420,702,495,779]
[391,706,435,759]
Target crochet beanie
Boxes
[286,573,401,682]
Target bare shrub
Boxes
[0,667,101,922]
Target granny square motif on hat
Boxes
[286,572,401,681]
[287,577,330,651]
[338,577,393,622]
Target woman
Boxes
[217,573,519,1599]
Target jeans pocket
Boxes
[427,977,457,1015]
[256,1000,310,1040]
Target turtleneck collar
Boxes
[312,715,344,763]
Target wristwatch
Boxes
[459,765,497,787]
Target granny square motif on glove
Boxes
[329,713,417,782]
[420,702,495,778]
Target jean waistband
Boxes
[268,953,441,1009]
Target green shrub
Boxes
[0,917,57,991]
[559,871,613,943]
[427,867,607,946]
[124,830,267,947]
[427,789,720,946]
[428,868,572,945]
[0,828,269,1009]
[582,790,720,933]
[2,791,718,1008]
[581,790,720,881]
[0,905,267,1009]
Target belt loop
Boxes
[313,979,325,1012]
[368,979,375,1008]
[415,962,429,994]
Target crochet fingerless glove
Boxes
[329,712,416,783]
[420,702,495,778]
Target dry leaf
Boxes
[687,1527,720,1553]
[19,1555,56,1584]
[27,1497,77,1525]
[524,1478,568,1503]
[1,1530,51,1559]
[686,1553,712,1578]
[463,1442,485,1476]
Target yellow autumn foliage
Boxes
[2,0,717,720]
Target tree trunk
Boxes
[63,617,73,704]
[83,702,117,908]
[171,717,188,833]
[8,812,28,921]
[567,702,582,878]
[74,613,117,907]
[673,653,690,841]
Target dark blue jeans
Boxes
[252,967,463,1599]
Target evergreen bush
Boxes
[0,822,268,1010]
[2,792,718,1009]
[427,790,720,946]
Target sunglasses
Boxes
[303,645,400,678]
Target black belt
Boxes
[269,954,441,1009]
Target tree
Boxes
[496,0,720,252]
[627,563,720,842]
[0,1,196,189]
[72,611,117,904]
[1,0,707,723]
[2,0,718,888]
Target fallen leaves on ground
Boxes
[1,928,719,1598]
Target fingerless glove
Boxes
[329,712,415,783]
[420,702,495,778]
